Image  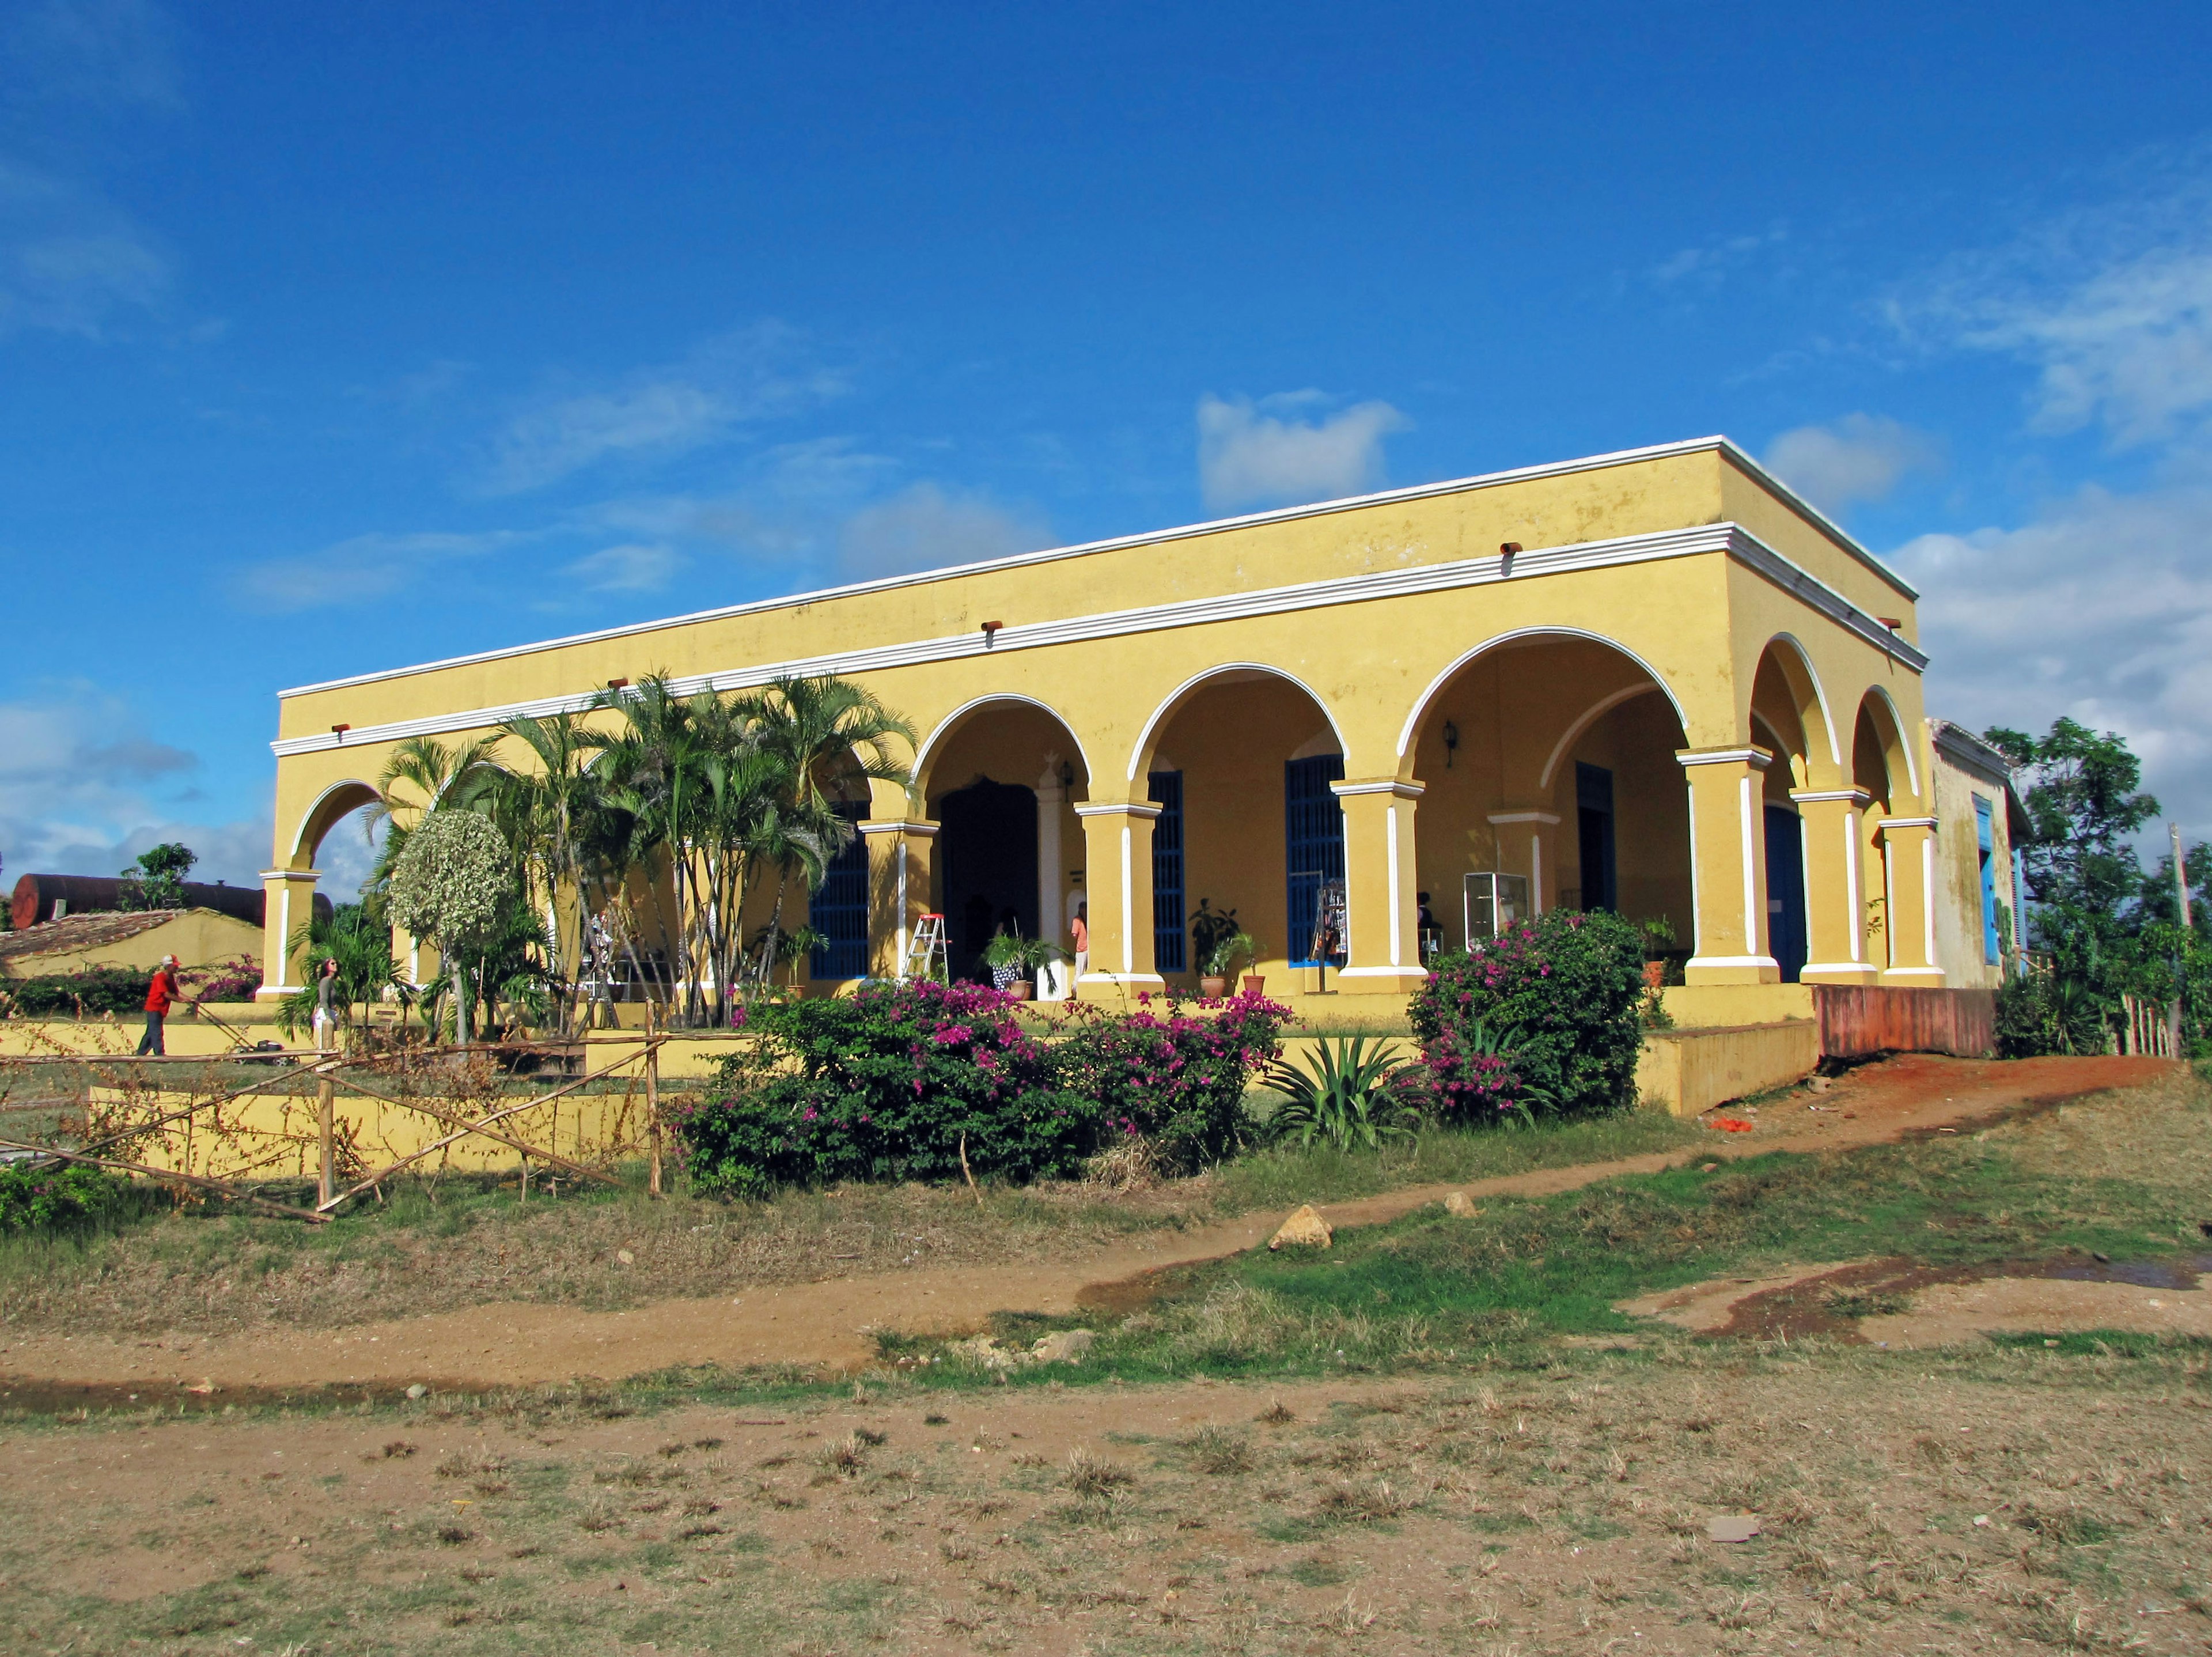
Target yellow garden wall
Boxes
[1635,1020,1820,1118]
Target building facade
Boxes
[257,436,1980,1019]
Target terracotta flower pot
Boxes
[1009,980,1033,1001]
[1643,959,1666,990]
[1241,974,1267,996]
[1199,975,1228,998]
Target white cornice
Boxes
[279,434,1915,702]
[271,520,1927,759]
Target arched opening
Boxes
[1749,639,1834,985]
[289,780,382,875]
[1134,668,1349,986]
[1852,690,1912,969]
[914,698,1089,986]
[1405,634,1691,957]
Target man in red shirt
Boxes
[137,955,181,1056]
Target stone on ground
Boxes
[1268,1204,1332,1250]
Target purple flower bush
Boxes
[1055,989,1293,1173]
[1406,908,1647,1121]
[673,982,1292,1195]
[673,978,1097,1197]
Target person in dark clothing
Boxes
[138,955,181,1056]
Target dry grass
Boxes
[11,1344,2207,1654]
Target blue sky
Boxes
[6,1,2212,897]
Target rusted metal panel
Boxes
[1813,986,1997,1059]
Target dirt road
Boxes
[0,1053,2171,1394]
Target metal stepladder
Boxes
[904,913,949,981]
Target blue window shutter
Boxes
[1974,796,1999,965]
[808,801,871,979]
[1149,771,1185,971]
[1285,754,1346,966]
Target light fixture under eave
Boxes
[1059,761,1075,788]
[1442,720,1459,767]
[607,677,630,690]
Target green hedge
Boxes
[0,1162,137,1234]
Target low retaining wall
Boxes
[1636,1020,1820,1118]
[1813,986,1996,1059]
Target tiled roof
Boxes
[0,910,182,963]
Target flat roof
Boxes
[282,433,1914,699]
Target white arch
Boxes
[1536,684,1665,792]
[288,778,381,865]
[911,693,1096,795]
[1759,631,1842,772]
[1125,662,1352,782]
[1395,627,1689,763]
[1855,683,1922,799]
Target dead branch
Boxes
[0,1136,331,1224]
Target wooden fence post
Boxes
[646,1011,662,1199]
[317,1072,335,1206]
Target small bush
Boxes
[0,1162,137,1234]
[673,978,1102,1196]
[1408,910,1646,1118]
[1054,991,1291,1172]
[0,966,153,1017]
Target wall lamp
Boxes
[1441,720,1459,768]
[607,677,630,690]
[330,722,351,743]
[980,620,1003,645]
[1059,760,1076,788]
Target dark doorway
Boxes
[938,778,1038,981]
[1764,804,1807,983]
[1575,762,1617,911]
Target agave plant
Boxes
[1261,1035,1419,1152]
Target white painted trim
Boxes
[1922,835,1938,969]
[275,886,292,988]
[1119,825,1134,975]
[1126,662,1351,782]
[1845,808,1862,963]
[281,435,1916,702]
[1331,780,1425,799]
[1537,684,1664,790]
[1797,800,1815,967]
[1677,746,1775,769]
[1880,815,1939,831]
[1486,809,1561,825]
[1883,840,1897,971]
[1077,973,1168,987]
[896,839,910,977]
[1531,831,1545,917]
[1337,965,1428,979]
[1790,788,1872,805]
[1858,684,1923,797]
[1685,955,1781,970]
[1074,801,1162,819]
[287,778,380,864]
[1385,802,1402,967]
[1397,627,1690,763]
[1738,774,1760,954]
[1761,632,1843,773]
[1684,781,1702,956]
[910,693,1094,792]
[273,521,1927,759]
[859,818,938,836]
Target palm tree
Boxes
[488,711,605,1035]
[366,735,501,889]
[738,675,916,991]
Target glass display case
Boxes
[1462,871,1531,946]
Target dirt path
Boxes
[0,1053,2173,1395]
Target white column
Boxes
[1036,759,1069,1000]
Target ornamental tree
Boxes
[387,808,510,1044]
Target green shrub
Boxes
[0,1162,136,1234]
[673,979,1100,1196]
[1260,1035,1418,1151]
[0,966,153,1017]
[1408,909,1646,1117]
[1054,991,1291,1172]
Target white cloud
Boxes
[0,688,269,888]
[1196,391,1408,512]
[2,0,183,114]
[1892,480,2212,836]
[229,528,525,612]
[1900,158,2212,449]
[1763,414,1944,514]
[0,157,169,337]
[483,324,849,494]
[1650,223,1789,286]
[836,483,1050,582]
[563,541,680,593]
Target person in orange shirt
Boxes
[137,955,182,1056]
[1069,902,1089,984]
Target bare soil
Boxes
[0,1053,2174,1396]
[6,1350,2209,1655]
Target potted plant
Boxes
[1202,930,1262,997]
[983,932,1065,1000]
[1637,915,1676,990]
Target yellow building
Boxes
[256,436,2002,1023]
